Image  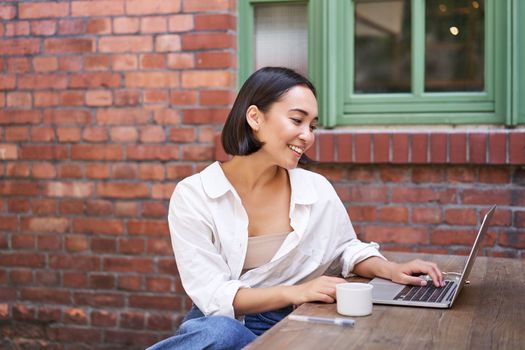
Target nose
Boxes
[298,126,314,145]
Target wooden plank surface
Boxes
[245,252,525,350]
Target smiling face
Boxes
[250,85,318,169]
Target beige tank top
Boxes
[242,232,290,271]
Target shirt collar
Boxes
[200,161,318,205]
[201,161,233,199]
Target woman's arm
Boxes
[233,275,347,316]
[353,256,445,287]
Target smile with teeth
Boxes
[288,144,304,155]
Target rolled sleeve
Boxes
[340,240,386,278]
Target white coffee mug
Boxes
[336,283,373,316]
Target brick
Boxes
[84,55,111,71]
[85,163,110,179]
[87,18,111,34]
[92,310,117,327]
[469,133,487,164]
[0,216,17,230]
[378,206,408,223]
[461,189,511,205]
[63,272,88,288]
[182,70,232,89]
[112,54,139,70]
[181,33,235,50]
[354,134,371,163]
[110,127,138,142]
[154,109,181,124]
[58,19,85,35]
[0,5,16,20]
[31,199,56,215]
[167,53,194,68]
[447,167,477,183]
[120,238,145,255]
[183,0,230,12]
[432,229,496,246]
[141,16,168,33]
[112,163,138,179]
[140,126,165,143]
[114,90,141,106]
[348,186,388,202]
[156,34,181,52]
[56,127,81,143]
[60,90,85,106]
[64,235,88,252]
[8,199,30,213]
[86,199,113,216]
[170,91,198,105]
[73,291,124,307]
[45,182,94,198]
[444,208,477,225]
[129,294,181,310]
[72,0,124,16]
[113,17,140,34]
[412,207,441,224]
[142,201,168,217]
[13,304,36,320]
[318,133,334,162]
[489,133,507,164]
[92,238,117,254]
[362,226,429,244]
[43,109,91,125]
[126,72,179,88]
[391,133,409,163]
[116,202,139,217]
[11,270,33,285]
[195,14,234,30]
[31,20,57,36]
[5,21,30,36]
[412,168,445,183]
[58,56,83,71]
[373,133,389,163]
[5,127,29,142]
[32,162,57,178]
[152,183,175,199]
[509,132,525,164]
[97,182,149,199]
[86,90,112,106]
[58,164,83,179]
[146,277,172,293]
[169,127,195,142]
[35,92,60,107]
[128,220,169,237]
[70,72,120,88]
[64,307,88,325]
[44,38,94,53]
[479,168,511,183]
[411,134,428,163]
[144,90,168,104]
[200,90,234,106]
[168,14,194,32]
[73,218,124,235]
[19,2,69,19]
[48,326,101,344]
[125,145,179,161]
[21,145,69,160]
[60,199,84,214]
[391,187,440,203]
[82,127,109,142]
[7,57,31,73]
[33,57,58,72]
[106,95,150,113]
[0,75,16,90]
[140,53,166,69]
[104,257,153,273]
[99,36,153,53]
[71,145,122,160]
[148,239,172,255]
[18,74,68,90]
[430,133,447,163]
[127,0,181,15]
[0,253,45,268]
[90,274,115,289]
[0,144,17,160]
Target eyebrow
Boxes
[289,108,318,121]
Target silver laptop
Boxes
[369,205,496,308]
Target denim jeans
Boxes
[146,305,293,350]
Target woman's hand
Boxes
[388,259,444,287]
[287,276,348,305]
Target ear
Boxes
[245,105,262,132]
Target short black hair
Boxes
[221,67,317,156]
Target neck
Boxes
[220,153,283,193]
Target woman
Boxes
[148,67,444,350]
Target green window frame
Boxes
[238,0,525,127]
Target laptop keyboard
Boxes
[394,280,455,303]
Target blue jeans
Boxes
[146,305,293,350]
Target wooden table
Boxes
[246,252,525,349]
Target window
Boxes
[238,0,524,127]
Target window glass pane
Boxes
[425,0,484,92]
[254,3,308,76]
[354,0,411,94]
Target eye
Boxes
[309,125,317,132]
[291,118,301,125]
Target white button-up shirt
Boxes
[168,162,385,318]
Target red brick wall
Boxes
[1,1,524,349]
[1,1,236,348]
